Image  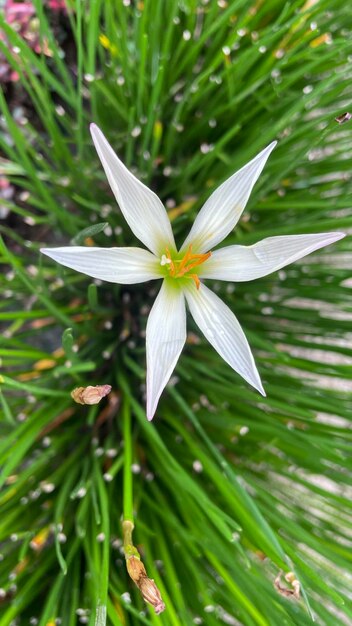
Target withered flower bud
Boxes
[138,575,166,615]
[274,570,300,599]
[123,521,165,615]
[126,557,165,614]
[71,385,111,405]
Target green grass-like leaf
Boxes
[0,1,352,625]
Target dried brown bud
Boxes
[274,570,300,600]
[126,556,165,614]
[71,385,112,405]
[335,112,352,124]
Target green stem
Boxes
[122,395,140,560]
[122,396,134,523]
[122,519,139,559]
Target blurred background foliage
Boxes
[0,0,352,625]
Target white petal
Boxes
[146,282,186,420]
[181,142,277,254]
[185,283,265,395]
[200,232,346,281]
[90,124,175,256]
[41,246,162,284]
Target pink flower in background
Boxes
[5,0,35,21]
[47,0,67,11]
[0,0,67,84]
[0,177,14,219]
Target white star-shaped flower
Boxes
[41,124,345,420]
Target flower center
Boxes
[160,244,211,289]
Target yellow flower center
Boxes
[161,244,211,289]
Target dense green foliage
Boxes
[0,1,351,625]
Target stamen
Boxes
[189,274,201,289]
[177,244,194,274]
